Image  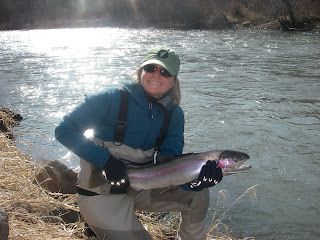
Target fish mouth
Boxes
[218,150,251,175]
[223,164,252,175]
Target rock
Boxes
[34,161,82,225]
[0,108,23,122]
[0,107,23,140]
[34,160,77,194]
[0,207,9,240]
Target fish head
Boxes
[216,150,251,174]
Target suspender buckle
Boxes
[153,151,159,165]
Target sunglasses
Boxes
[143,64,173,78]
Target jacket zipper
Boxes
[149,102,154,118]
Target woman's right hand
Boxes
[103,155,129,194]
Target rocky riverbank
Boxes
[0,107,83,239]
[0,133,83,239]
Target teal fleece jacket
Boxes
[55,83,184,169]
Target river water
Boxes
[0,28,319,239]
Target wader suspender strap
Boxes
[113,89,171,149]
[113,90,129,144]
[154,103,171,150]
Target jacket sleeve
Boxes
[55,91,117,169]
[159,105,184,156]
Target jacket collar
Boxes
[123,83,175,111]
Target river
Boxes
[0,27,319,239]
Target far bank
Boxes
[1,0,320,31]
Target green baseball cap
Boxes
[140,47,180,76]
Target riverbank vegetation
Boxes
[0,109,255,239]
[0,0,319,31]
[0,133,83,239]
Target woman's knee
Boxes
[186,188,210,223]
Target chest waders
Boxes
[77,89,172,194]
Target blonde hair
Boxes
[135,68,181,105]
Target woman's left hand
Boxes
[188,161,223,191]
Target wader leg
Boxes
[133,187,210,240]
[77,194,152,240]
[178,188,209,240]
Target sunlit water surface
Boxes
[0,28,319,239]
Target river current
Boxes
[0,28,319,239]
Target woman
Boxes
[55,47,223,240]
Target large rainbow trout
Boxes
[127,150,250,190]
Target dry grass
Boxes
[206,186,257,240]
[0,134,83,240]
[136,211,180,239]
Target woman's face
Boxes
[140,64,175,99]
